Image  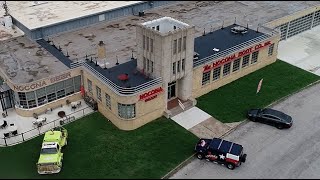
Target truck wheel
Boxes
[196,153,204,159]
[226,163,235,170]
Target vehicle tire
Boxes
[276,124,283,129]
[196,153,204,160]
[226,163,235,170]
[240,154,247,163]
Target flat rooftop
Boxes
[49,1,320,71]
[0,36,69,84]
[86,59,151,88]
[194,24,265,60]
[7,1,142,30]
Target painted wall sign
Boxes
[13,72,72,92]
[139,87,163,102]
[203,41,272,72]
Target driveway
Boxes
[170,82,320,179]
[278,25,320,76]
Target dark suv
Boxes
[194,138,247,170]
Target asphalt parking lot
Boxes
[170,81,320,179]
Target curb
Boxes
[161,79,320,179]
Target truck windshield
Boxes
[41,148,58,154]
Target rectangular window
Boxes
[202,71,211,85]
[105,93,111,110]
[96,86,101,101]
[213,66,221,81]
[172,62,176,74]
[147,59,150,72]
[146,37,149,51]
[18,92,27,108]
[177,60,181,73]
[74,76,81,92]
[183,36,186,50]
[182,59,185,71]
[232,58,241,72]
[242,54,250,68]
[28,99,37,109]
[56,81,65,99]
[143,57,146,70]
[223,62,231,76]
[46,84,56,102]
[87,79,92,94]
[36,87,47,106]
[268,43,275,56]
[173,39,177,54]
[178,38,182,52]
[151,61,154,73]
[156,25,159,31]
[118,103,136,119]
[251,51,259,64]
[143,35,145,49]
[150,38,153,53]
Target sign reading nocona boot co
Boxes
[13,72,72,92]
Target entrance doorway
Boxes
[167,81,176,100]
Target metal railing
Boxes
[193,23,280,68]
[81,62,162,96]
[0,106,95,147]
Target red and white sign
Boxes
[139,87,163,102]
[256,78,263,94]
[203,41,272,72]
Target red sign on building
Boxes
[203,41,272,72]
[139,87,163,102]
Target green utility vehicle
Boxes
[36,127,68,174]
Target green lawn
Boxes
[196,60,320,123]
[0,113,198,179]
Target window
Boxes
[150,38,153,53]
[46,84,56,102]
[183,36,186,50]
[65,78,74,96]
[173,25,176,30]
[242,54,250,68]
[74,76,81,92]
[223,62,231,76]
[232,58,241,72]
[173,39,177,54]
[182,59,185,71]
[213,66,221,81]
[96,86,101,101]
[105,93,111,110]
[118,103,136,119]
[147,59,150,72]
[251,51,259,64]
[26,91,36,108]
[56,81,65,99]
[172,62,176,74]
[178,38,182,52]
[146,37,149,51]
[36,87,47,106]
[87,79,92,94]
[177,60,181,73]
[151,61,154,73]
[268,43,274,56]
[143,35,145,49]
[143,57,146,70]
[156,25,159,31]
[98,14,105,21]
[202,71,211,85]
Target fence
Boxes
[0,106,95,147]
